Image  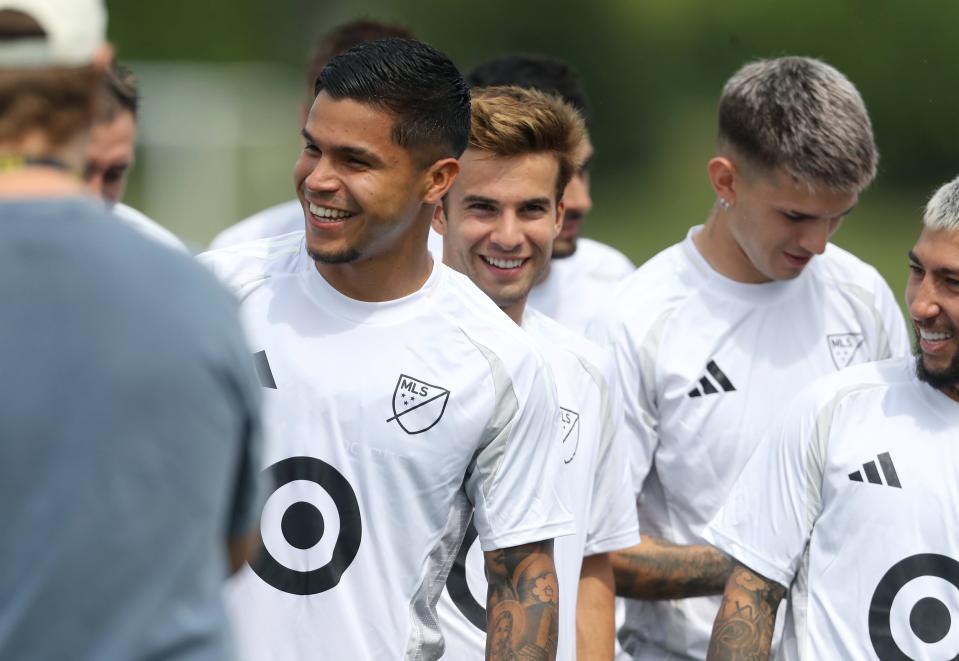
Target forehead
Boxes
[748,166,858,215]
[453,149,560,200]
[306,92,397,150]
[913,227,959,265]
[88,111,135,156]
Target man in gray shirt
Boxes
[0,1,263,659]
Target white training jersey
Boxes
[208,199,302,250]
[437,307,640,660]
[527,237,635,334]
[200,232,574,661]
[587,226,911,660]
[111,202,187,252]
[705,358,959,661]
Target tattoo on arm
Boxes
[484,540,559,661]
[706,563,786,661]
[611,534,734,599]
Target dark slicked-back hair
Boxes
[316,38,471,162]
[96,61,139,123]
[305,19,414,97]
[467,54,590,122]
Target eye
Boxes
[104,167,126,184]
[908,263,924,276]
[345,157,369,169]
[781,210,806,222]
[303,142,319,154]
[519,204,548,217]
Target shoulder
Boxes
[112,203,188,252]
[574,237,635,278]
[793,356,913,416]
[591,240,697,337]
[811,243,888,291]
[208,199,303,250]
[432,265,547,375]
[525,308,610,374]
[197,231,305,299]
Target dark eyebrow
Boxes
[463,195,498,206]
[908,250,921,264]
[908,250,959,277]
[780,202,858,222]
[299,129,384,167]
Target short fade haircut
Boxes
[718,56,877,192]
[96,60,138,124]
[315,38,471,162]
[0,10,101,148]
[924,176,959,231]
[469,85,585,201]
[305,19,414,97]
[467,54,590,123]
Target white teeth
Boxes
[483,256,524,269]
[309,203,352,221]
[920,329,953,341]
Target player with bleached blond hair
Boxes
[588,56,911,660]
[705,174,959,660]
[434,85,639,660]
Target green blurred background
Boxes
[108,0,959,306]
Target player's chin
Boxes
[306,237,361,265]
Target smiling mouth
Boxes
[481,255,527,270]
[308,202,356,223]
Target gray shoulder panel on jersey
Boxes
[405,490,473,660]
[835,281,893,360]
[637,307,675,422]
[803,382,885,531]
[576,354,614,463]
[463,333,520,501]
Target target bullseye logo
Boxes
[251,456,362,596]
[869,553,959,660]
[445,517,487,632]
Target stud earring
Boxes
[718,198,731,211]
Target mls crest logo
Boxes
[560,407,580,464]
[827,333,864,369]
[387,374,451,434]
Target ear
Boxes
[554,200,566,237]
[707,156,738,206]
[431,203,447,236]
[422,158,460,204]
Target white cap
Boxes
[0,0,107,67]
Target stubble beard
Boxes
[914,337,959,394]
[308,247,362,265]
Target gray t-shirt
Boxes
[0,198,263,660]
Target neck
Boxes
[314,213,434,302]
[693,211,771,283]
[0,167,86,198]
[502,298,527,325]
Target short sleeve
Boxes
[703,382,830,589]
[582,351,641,556]
[465,346,575,552]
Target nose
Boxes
[302,156,339,195]
[908,275,941,322]
[563,171,592,217]
[489,211,523,251]
[798,218,833,255]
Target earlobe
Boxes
[423,158,460,205]
[431,204,447,236]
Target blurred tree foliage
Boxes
[107,0,959,192]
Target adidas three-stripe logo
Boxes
[849,452,901,488]
[688,360,736,397]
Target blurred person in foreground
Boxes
[433,85,639,660]
[587,56,910,660]
[201,39,572,660]
[208,18,413,250]
[705,176,959,660]
[466,54,635,334]
[0,1,263,659]
[85,60,185,250]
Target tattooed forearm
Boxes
[706,563,786,661]
[484,540,559,661]
[611,535,734,599]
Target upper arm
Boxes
[466,345,571,552]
